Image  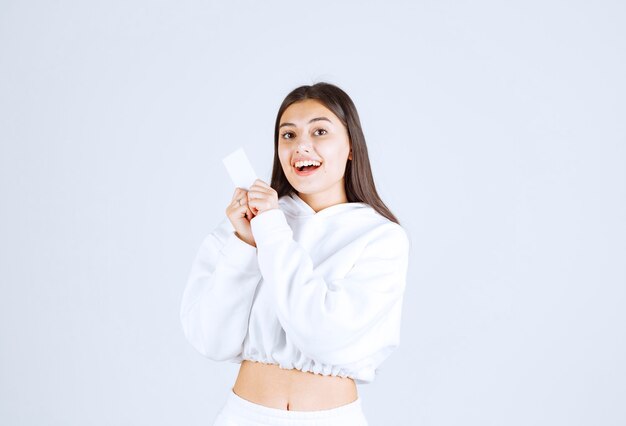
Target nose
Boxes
[296,138,312,153]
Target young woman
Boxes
[180,82,411,425]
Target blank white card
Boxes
[221,147,258,189]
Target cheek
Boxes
[277,145,286,159]
[278,147,291,168]
[321,142,350,167]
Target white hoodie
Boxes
[180,192,410,385]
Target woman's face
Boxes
[277,99,352,204]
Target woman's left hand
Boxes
[247,179,279,216]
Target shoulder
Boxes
[341,205,410,253]
[353,204,407,236]
[366,219,410,255]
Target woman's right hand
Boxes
[225,188,256,248]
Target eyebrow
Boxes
[279,117,333,129]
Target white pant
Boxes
[212,388,369,426]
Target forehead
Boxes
[280,99,337,123]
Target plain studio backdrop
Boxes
[1,1,624,425]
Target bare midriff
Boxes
[232,360,358,411]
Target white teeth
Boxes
[294,160,321,168]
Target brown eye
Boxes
[315,129,327,136]
[282,131,295,139]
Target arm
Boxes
[180,217,262,361]
[250,209,410,366]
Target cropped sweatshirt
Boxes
[179,192,410,385]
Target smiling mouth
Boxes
[296,164,320,172]
[293,163,321,175]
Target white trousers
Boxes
[212,388,369,426]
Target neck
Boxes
[298,183,348,213]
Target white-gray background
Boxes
[1,1,624,425]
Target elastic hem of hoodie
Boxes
[238,356,375,385]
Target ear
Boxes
[348,148,352,160]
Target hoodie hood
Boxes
[278,192,370,219]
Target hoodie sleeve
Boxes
[250,208,410,366]
[180,217,261,361]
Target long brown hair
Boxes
[270,82,400,225]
